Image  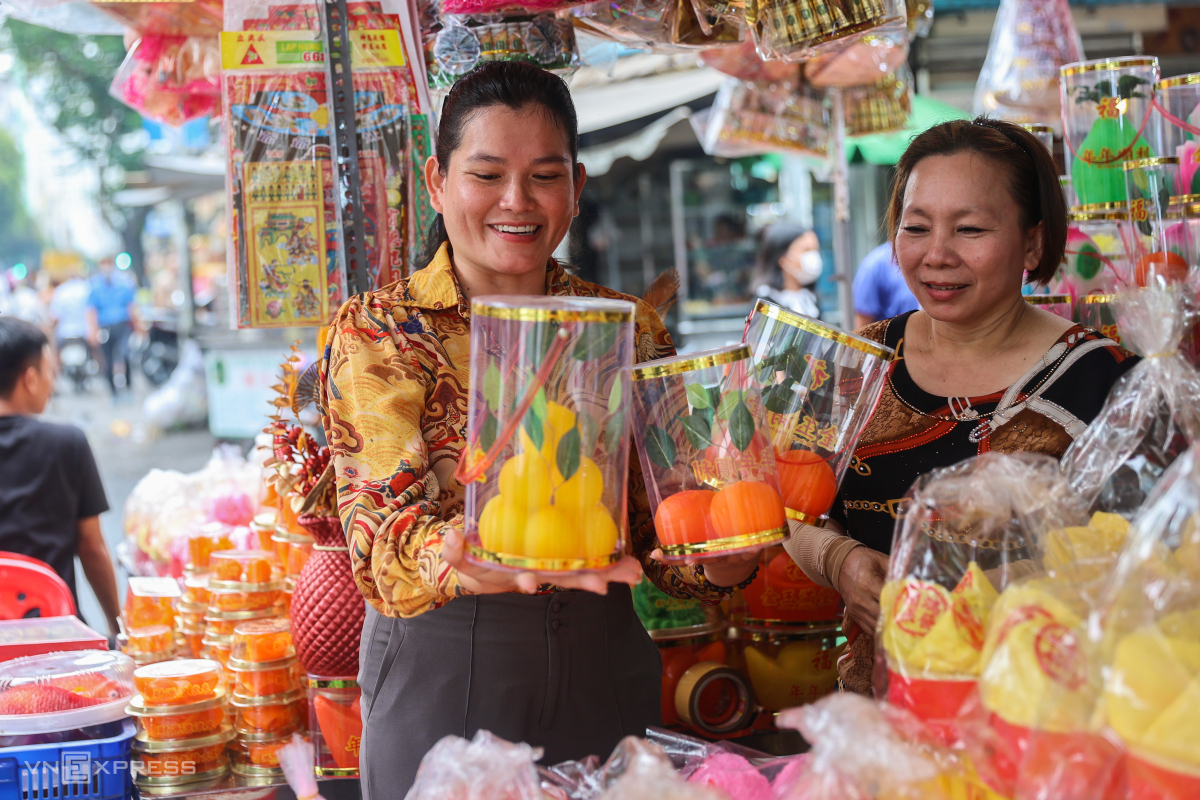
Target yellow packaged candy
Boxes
[1043,511,1130,581]
[883,563,997,676]
[1105,623,1200,758]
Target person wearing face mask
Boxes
[751,223,824,318]
[781,118,1140,693]
[318,62,759,799]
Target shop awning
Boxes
[846,94,971,165]
[572,67,725,134]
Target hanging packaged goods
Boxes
[744,0,906,64]
[700,77,830,159]
[425,14,580,88]
[111,35,222,127]
[93,0,224,36]
[570,0,742,51]
[843,65,912,136]
[221,0,421,328]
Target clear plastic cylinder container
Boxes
[1019,123,1055,154]
[630,344,787,561]
[124,577,180,629]
[746,0,907,64]
[1060,57,1160,207]
[737,623,842,711]
[461,296,636,572]
[1123,156,1192,286]
[1153,73,1200,196]
[1058,206,1133,297]
[1078,294,1122,344]
[653,624,755,735]
[741,300,893,525]
[1026,293,1074,320]
[738,546,844,626]
[307,676,361,777]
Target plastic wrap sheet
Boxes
[972,0,1081,126]
[442,0,588,17]
[222,0,414,328]
[540,736,729,800]
[876,452,1089,744]
[424,14,580,88]
[844,65,912,136]
[700,77,829,159]
[110,35,221,126]
[700,38,797,82]
[745,0,906,64]
[571,0,742,50]
[1061,286,1200,517]
[905,0,930,37]
[407,730,544,800]
[93,0,224,36]
[802,31,908,89]
[1088,447,1200,800]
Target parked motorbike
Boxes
[58,338,98,394]
[132,309,180,387]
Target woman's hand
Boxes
[836,546,889,634]
[443,527,643,596]
[648,548,760,588]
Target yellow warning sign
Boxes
[220,30,405,71]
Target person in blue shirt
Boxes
[86,257,138,398]
[851,241,919,329]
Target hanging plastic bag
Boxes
[802,32,909,89]
[573,0,743,49]
[973,0,1082,126]
[700,39,798,83]
[1061,285,1200,518]
[700,78,830,160]
[844,66,913,136]
[427,14,581,89]
[110,35,221,126]
[406,730,544,800]
[745,0,907,64]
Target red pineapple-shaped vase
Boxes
[291,514,364,676]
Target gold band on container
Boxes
[231,763,284,779]
[1170,194,1200,205]
[1074,202,1127,213]
[1068,209,1126,221]
[1184,203,1200,216]
[1079,294,1117,304]
[1061,58,1158,77]
[675,661,757,733]
[1025,294,1071,305]
[741,618,843,633]
[307,677,359,689]
[467,545,621,572]
[631,344,750,380]
[1156,73,1200,90]
[1019,124,1054,134]
[753,299,895,359]
[658,526,785,557]
[785,508,828,526]
[472,303,633,324]
[1123,156,1179,171]
[316,767,362,778]
[134,763,231,788]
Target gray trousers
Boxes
[357,585,662,799]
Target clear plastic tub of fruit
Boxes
[124,577,180,629]
[630,344,787,561]
[1057,205,1133,298]
[181,573,211,606]
[738,623,842,712]
[132,725,233,781]
[1122,157,1192,287]
[210,549,276,583]
[1060,57,1160,207]
[0,650,135,733]
[739,546,844,626]
[208,583,284,612]
[178,626,204,659]
[1025,293,1074,320]
[125,689,228,740]
[270,526,290,566]
[200,634,233,668]
[308,676,361,777]
[287,536,314,578]
[1154,73,1200,193]
[745,0,906,64]
[280,579,294,615]
[230,730,304,777]
[203,608,277,636]
[133,659,221,707]
[176,598,207,622]
[741,300,893,526]
[458,296,636,572]
[250,511,278,554]
[229,689,305,734]
[186,520,234,573]
[227,656,301,697]
[231,617,294,663]
[124,625,176,665]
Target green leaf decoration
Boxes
[608,375,623,414]
[680,413,713,451]
[523,405,545,451]
[685,383,712,410]
[526,323,560,365]
[578,409,600,454]
[573,323,618,361]
[1075,243,1103,281]
[480,411,498,451]
[644,424,677,471]
[716,389,742,420]
[729,400,755,452]
[606,410,625,451]
[483,361,501,409]
[557,426,582,482]
[786,353,809,384]
[532,387,548,420]
[763,382,797,414]
[708,386,722,411]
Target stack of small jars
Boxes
[126,658,233,790]
[227,618,306,778]
[201,550,286,681]
[270,519,314,614]
[177,573,210,658]
[123,577,182,666]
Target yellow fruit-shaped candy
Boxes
[523,506,578,559]
[1106,627,1200,744]
[1137,673,1200,768]
[478,496,527,555]
[581,504,619,559]
[498,452,552,511]
[545,402,576,447]
[553,458,604,515]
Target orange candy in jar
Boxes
[203,608,276,637]
[287,536,314,577]
[179,627,205,659]
[250,512,278,554]
[134,659,221,706]
[209,585,282,612]
[132,727,233,780]
[200,634,233,668]
[210,550,276,583]
[186,521,234,573]
[126,692,228,740]
[230,732,309,777]
[232,618,294,663]
[181,574,211,606]
[228,658,301,697]
[124,577,180,629]
[230,689,305,734]
[124,625,176,665]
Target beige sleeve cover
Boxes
[781,518,863,592]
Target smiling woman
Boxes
[319,61,756,798]
[779,118,1142,692]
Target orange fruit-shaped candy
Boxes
[244,558,272,583]
[710,481,786,540]
[1135,251,1189,287]
[653,490,716,546]
[776,450,838,518]
[214,558,243,581]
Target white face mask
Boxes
[783,249,823,285]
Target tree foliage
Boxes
[0,127,41,262]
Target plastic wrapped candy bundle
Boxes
[741,299,893,526]
[457,297,634,572]
[1061,286,1200,518]
[877,453,1086,745]
[745,0,906,64]
[1060,57,1160,208]
[407,730,544,800]
[844,66,913,136]
[572,0,742,50]
[699,39,799,83]
[1088,448,1200,800]
[1122,157,1193,287]
[972,0,1082,125]
[427,15,581,89]
[442,0,586,16]
[630,345,787,562]
[906,0,931,37]
[700,78,830,159]
[802,32,909,89]
[110,35,221,127]
[94,0,224,36]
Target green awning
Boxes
[846,95,972,165]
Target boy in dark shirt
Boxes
[0,317,120,635]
